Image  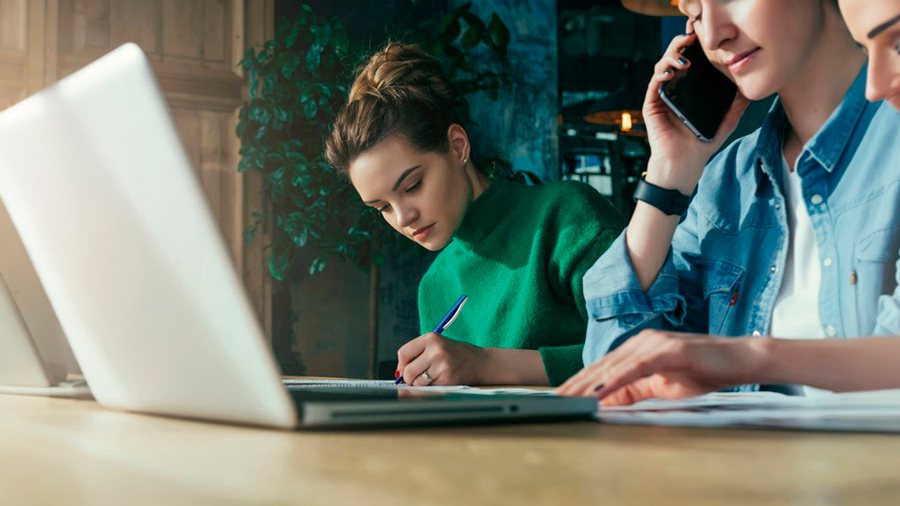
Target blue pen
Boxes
[395,294,468,385]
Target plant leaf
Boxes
[487,13,510,57]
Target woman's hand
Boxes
[396,334,548,386]
[396,333,489,386]
[557,330,769,405]
[643,30,750,194]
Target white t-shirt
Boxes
[769,156,828,396]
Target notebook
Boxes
[0,43,595,428]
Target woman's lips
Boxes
[726,48,760,74]
[412,224,434,241]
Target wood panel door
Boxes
[0,0,275,336]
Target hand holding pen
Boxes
[395,294,468,385]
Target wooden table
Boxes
[1,394,898,505]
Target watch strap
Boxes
[633,176,691,216]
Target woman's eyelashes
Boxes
[373,179,422,214]
[405,179,422,193]
[856,38,900,56]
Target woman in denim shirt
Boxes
[560,0,900,402]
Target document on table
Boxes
[597,389,900,432]
[281,378,556,395]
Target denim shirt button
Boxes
[810,194,824,205]
[825,325,837,337]
[770,265,777,274]
[823,257,833,267]
[752,330,762,336]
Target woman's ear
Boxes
[446,124,470,165]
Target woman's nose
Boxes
[395,205,419,228]
[864,52,893,103]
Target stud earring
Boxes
[462,157,468,165]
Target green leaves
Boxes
[268,250,290,281]
[285,22,303,50]
[300,92,318,119]
[425,4,511,127]
[487,13,510,58]
[309,256,327,275]
[305,43,322,72]
[243,224,258,245]
[459,12,485,49]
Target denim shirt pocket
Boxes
[852,226,900,335]
[701,260,745,335]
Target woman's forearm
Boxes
[752,337,900,392]
[481,348,549,386]
[625,203,681,292]
[626,158,697,292]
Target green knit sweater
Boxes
[417,179,624,385]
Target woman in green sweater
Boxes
[325,43,623,386]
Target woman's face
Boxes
[839,0,900,109]
[678,0,831,100]
[348,133,471,252]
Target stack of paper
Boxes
[598,390,900,432]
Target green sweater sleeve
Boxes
[539,182,624,384]
[538,344,586,386]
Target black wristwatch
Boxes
[633,174,692,216]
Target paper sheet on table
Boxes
[281,378,556,395]
[597,389,900,432]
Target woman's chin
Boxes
[735,79,777,102]
[415,236,449,252]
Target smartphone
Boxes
[659,38,737,142]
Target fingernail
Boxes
[394,369,400,378]
[663,69,673,76]
[593,383,605,392]
[677,57,687,65]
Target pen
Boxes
[395,294,468,385]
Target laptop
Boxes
[0,43,595,429]
[0,202,87,397]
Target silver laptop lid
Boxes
[0,43,297,428]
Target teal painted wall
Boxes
[454,0,560,182]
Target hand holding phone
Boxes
[659,38,738,142]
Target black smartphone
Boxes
[659,38,737,142]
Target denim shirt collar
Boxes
[752,64,869,189]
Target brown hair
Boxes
[325,42,465,175]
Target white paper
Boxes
[597,389,900,432]
[280,378,556,395]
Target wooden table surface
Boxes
[1,394,898,505]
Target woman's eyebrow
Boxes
[362,165,421,205]
[391,165,421,192]
[867,13,900,40]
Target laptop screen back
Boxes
[0,44,297,428]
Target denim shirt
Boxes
[582,65,900,385]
